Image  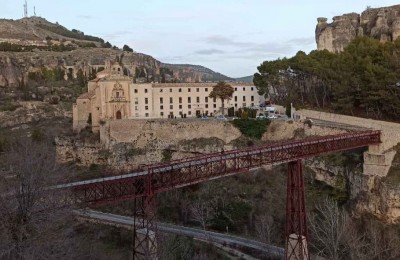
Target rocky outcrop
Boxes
[316,5,400,52]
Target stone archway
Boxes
[116,110,122,119]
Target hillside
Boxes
[0,16,105,46]
[161,63,233,83]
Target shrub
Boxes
[230,118,270,139]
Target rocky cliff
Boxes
[316,5,400,52]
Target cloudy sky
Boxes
[1,1,399,77]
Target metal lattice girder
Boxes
[53,130,380,206]
[285,160,309,260]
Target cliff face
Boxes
[0,48,161,89]
[316,5,400,52]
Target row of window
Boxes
[155,96,254,104]
[133,87,255,94]
[134,103,255,111]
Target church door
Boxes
[116,110,122,119]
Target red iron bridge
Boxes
[52,130,381,260]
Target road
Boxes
[74,209,285,259]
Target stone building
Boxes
[73,63,262,133]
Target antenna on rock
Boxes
[34,6,36,16]
[23,0,28,18]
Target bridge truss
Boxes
[55,130,380,259]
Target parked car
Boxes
[256,114,268,120]
[215,115,227,121]
[268,114,278,119]
[201,115,209,119]
[265,106,276,112]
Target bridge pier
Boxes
[133,175,158,260]
[285,160,309,260]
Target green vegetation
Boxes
[254,37,400,120]
[178,137,224,150]
[122,44,133,52]
[125,147,146,157]
[230,118,270,139]
[0,42,75,52]
[162,149,173,162]
[37,24,104,43]
[0,101,21,112]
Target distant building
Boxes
[73,62,262,133]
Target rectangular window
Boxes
[170,105,173,109]
[160,89,163,93]
[179,105,182,109]
[179,97,182,103]
[213,104,216,108]
[243,96,246,101]
[145,113,149,117]
[188,111,191,115]
[145,106,148,110]
[235,88,237,91]
[160,97,163,104]
[196,97,200,103]
[160,105,163,110]
[169,88,172,92]
[135,106,138,110]
[170,97,173,103]
[234,96,237,102]
[179,88,182,92]
[205,88,208,92]
[205,97,208,102]
[188,88,191,92]
[251,96,254,101]
[196,88,199,92]
[251,87,254,91]
[235,104,238,107]
[145,89,148,93]
[243,87,245,91]
[188,104,191,109]
[188,97,191,103]
[160,112,164,117]
[213,98,216,102]
[251,103,254,107]
[135,98,138,104]
[243,103,246,107]
[134,89,138,93]
[205,104,208,108]
[145,98,148,104]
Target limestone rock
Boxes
[316,5,400,52]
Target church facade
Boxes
[73,63,263,133]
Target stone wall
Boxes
[101,119,241,149]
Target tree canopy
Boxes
[209,81,234,115]
[254,37,400,120]
[123,44,133,52]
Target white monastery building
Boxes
[73,63,263,133]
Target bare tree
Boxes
[255,214,276,244]
[309,197,364,260]
[189,196,216,230]
[0,139,74,259]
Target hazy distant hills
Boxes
[161,63,234,83]
[234,75,254,83]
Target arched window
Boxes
[116,110,122,119]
